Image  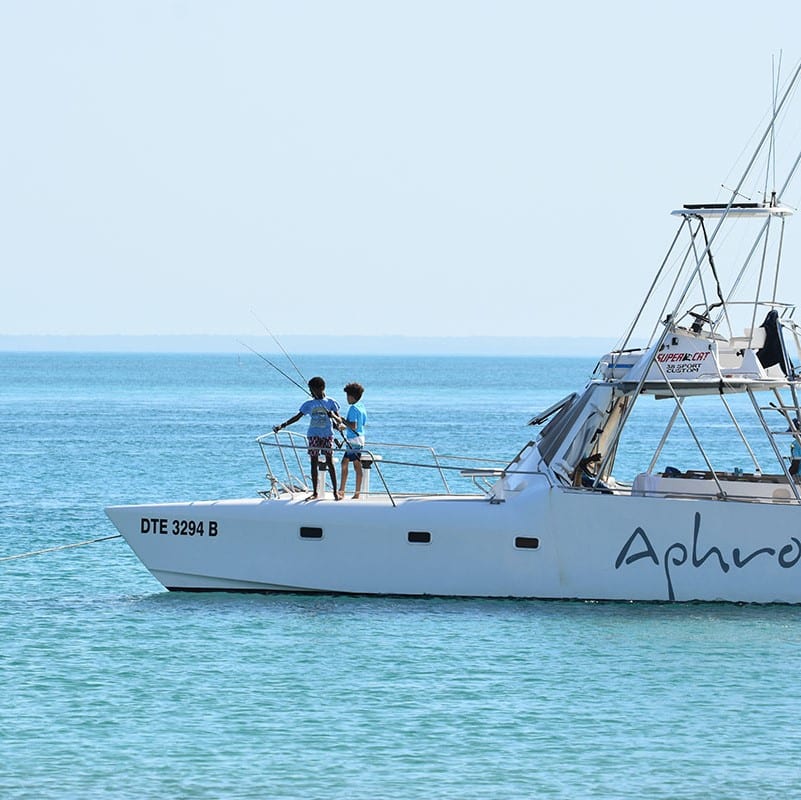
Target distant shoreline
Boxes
[0,334,616,357]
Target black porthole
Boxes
[515,536,540,550]
[408,531,431,544]
[300,526,323,539]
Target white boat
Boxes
[107,64,801,602]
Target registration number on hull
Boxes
[140,518,219,537]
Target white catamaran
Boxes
[107,63,801,602]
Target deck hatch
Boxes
[515,536,540,549]
[408,531,431,544]
[300,526,323,539]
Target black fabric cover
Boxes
[757,310,790,375]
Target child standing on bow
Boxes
[273,376,340,500]
[337,382,367,499]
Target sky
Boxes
[3,1,801,343]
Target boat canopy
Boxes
[536,383,621,482]
[528,393,578,427]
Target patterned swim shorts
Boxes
[307,435,334,458]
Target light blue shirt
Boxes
[345,401,367,442]
[299,396,339,437]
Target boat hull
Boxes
[106,483,801,603]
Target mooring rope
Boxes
[0,534,122,562]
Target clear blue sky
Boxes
[2,2,801,340]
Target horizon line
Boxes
[0,333,618,357]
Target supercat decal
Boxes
[655,351,711,375]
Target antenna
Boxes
[764,52,783,203]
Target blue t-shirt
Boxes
[345,401,367,442]
[299,396,339,437]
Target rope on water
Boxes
[0,534,122,562]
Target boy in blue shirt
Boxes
[336,382,367,499]
[274,376,340,500]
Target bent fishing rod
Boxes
[251,309,308,386]
[238,339,311,395]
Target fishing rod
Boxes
[238,340,311,395]
[251,309,308,385]
[245,315,346,446]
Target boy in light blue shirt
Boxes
[336,382,367,499]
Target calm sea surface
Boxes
[2,352,801,799]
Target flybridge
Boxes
[672,202,794,217]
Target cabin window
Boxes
[515,536,540,550]
[299,526,323,539]
[408,531,431,544]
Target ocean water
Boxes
[2,352,801,799]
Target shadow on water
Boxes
[119,587,801,626]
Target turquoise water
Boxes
[3,353,801,798]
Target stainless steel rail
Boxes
[256,431,509,504]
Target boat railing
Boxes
[256,431,509,503]
[681,299,798,349]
